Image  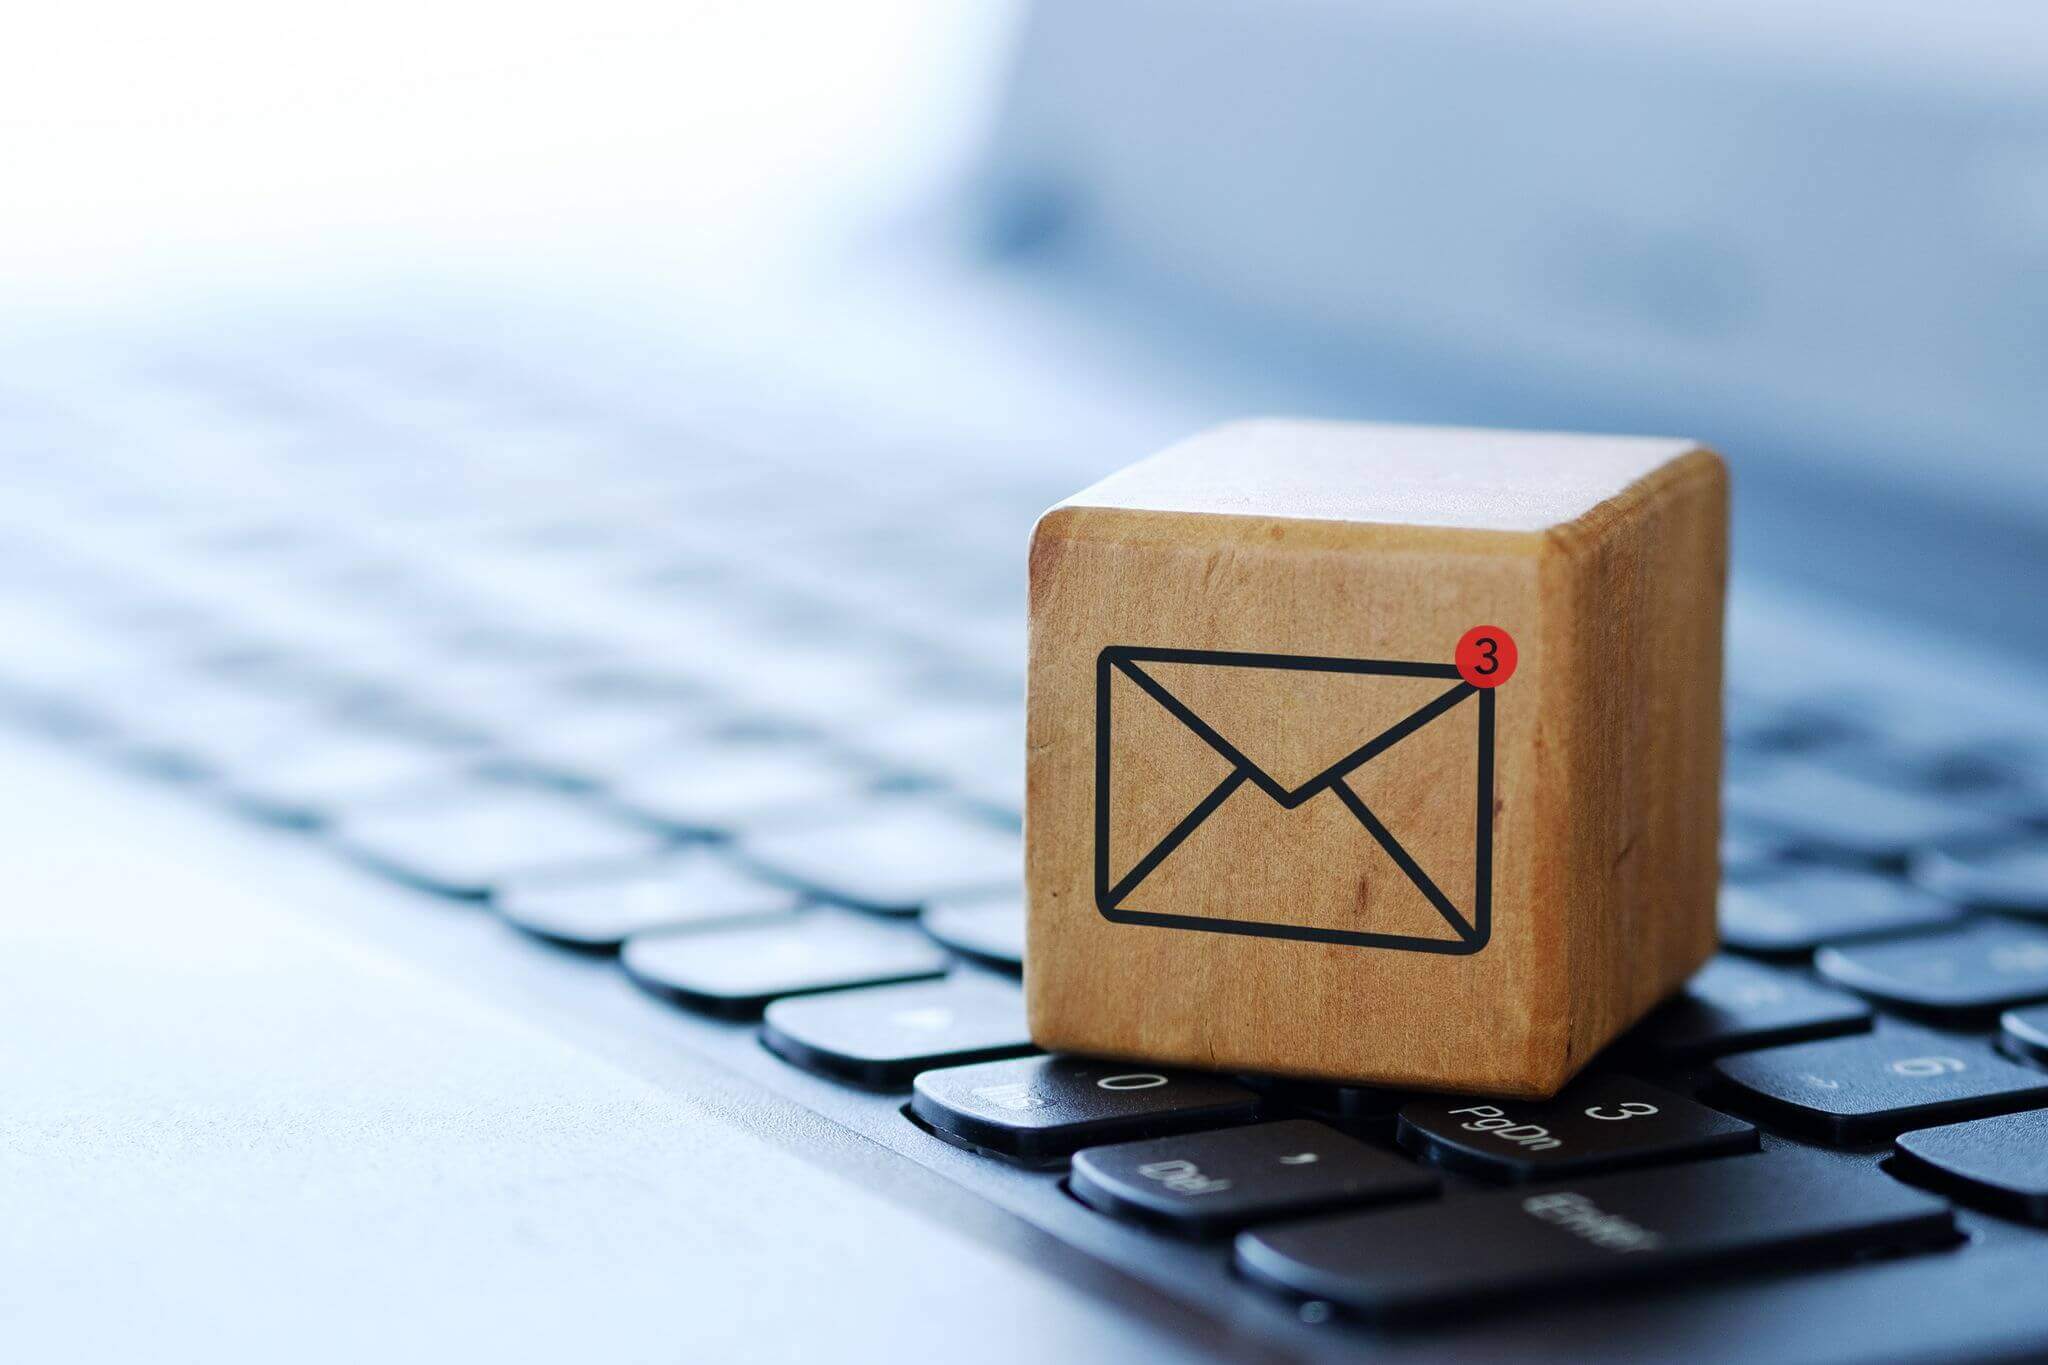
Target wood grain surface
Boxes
[1025,419,1727,1098]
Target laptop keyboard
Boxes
[3,342,2048,1347]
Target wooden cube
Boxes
[1025,419,1727,1098]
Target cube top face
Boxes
[1027,421,1727,1098]
[1061,418,1700,534]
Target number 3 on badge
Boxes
[1456,626,1518,688]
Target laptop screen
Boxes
[979,0,2048,530]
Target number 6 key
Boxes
[1712,1027,2048,1143]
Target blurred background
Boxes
[2,0,2045,672]
[4,11,2048,1355]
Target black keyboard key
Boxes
[225,731,468,825]
[1720,830,1790,880]
[909,1056,1260,1166]
[1999,1004,2048,1067]
[1838,741,2048,820]
[1816,921,2048,1022]
[1723,763,2004,862]
[621,911,949,1018]
[329,784,669,897]
[1397,1075,1756,1182]
[1724,698,1867,756]
[1070,1119,1438,1237]
[1894,1111,2048,1224]
[90,681,319,778]
[493,699,708,784]
[606,741,877,833]
[1712,1029,2048,1142]
[495,849,803,947]
[761,976,1034,1087]
[1913,836,2048,917]
[856,703,1024,794]
[338,693,495,750]
[1718,867,1961,956]
[1628,956,1872,1062]
[919,891,1024,970]
[741,799,1021,915]
[1234,1155,1955,1323]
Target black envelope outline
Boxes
[1094,645,1495,955]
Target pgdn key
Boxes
[1396,1075,1757,1182]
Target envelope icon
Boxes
[1093,645,1496,954]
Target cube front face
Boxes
[1091,641,1504,956]
[1024,423,1726,1099]
[1028,509,1566,1095]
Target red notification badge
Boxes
[1455,626,1517,688]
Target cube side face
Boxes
[1546,449,1728,1070]
[1025,505,1568,1097]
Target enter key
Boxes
[1236,1154,1956,1324]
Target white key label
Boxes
[1448,1104,1562,1151]
[1889,1055,1968,1078]
[1096,1073,1170,1091]
[973,1082,1047,1111]
[1521,1191,1665,1254]
[1585,1102,1660,1122]
[1135,1158,1232,1197]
